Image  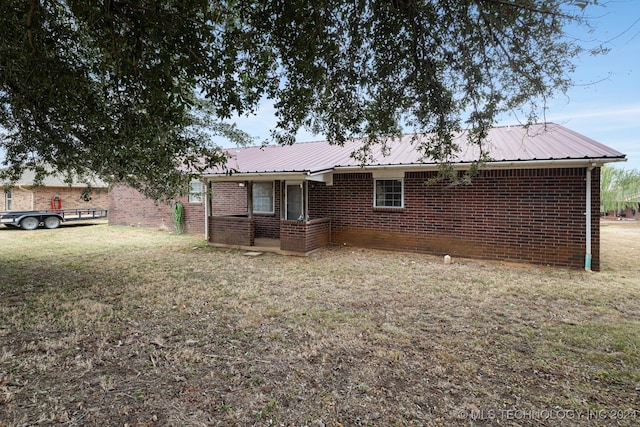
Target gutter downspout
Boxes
[585,166,594,271]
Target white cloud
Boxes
[546,104,640,124]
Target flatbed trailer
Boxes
[0,208,108,230]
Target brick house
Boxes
[108,123,625,270]
[203,124,625,271]
[1,168,108,212]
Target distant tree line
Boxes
[600,166,640,216]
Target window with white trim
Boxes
[253,181,274,213]
[285,181,305,220]
[4,190,11,211]
[188,181,203,203]
[374,179,403,208]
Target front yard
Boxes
[1,221,639,426]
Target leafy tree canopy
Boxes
[600,166,640,215]
[1,0,601,200]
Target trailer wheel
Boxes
[44,216,61,229]
[20,216,39,230]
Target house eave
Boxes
[203,157,626,182]
[335,157,626,173]
[477,157,626,170]
[204,171,319,182]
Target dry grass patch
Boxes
[1,222,640,426]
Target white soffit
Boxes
[371,169,405,179]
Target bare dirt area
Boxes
[1,222,640,426]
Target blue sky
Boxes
[538,0,640,170]
[225,1,640,171]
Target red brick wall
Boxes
[211,182,247,215]
[108,182,249,235]
[209,215,255,246]
[181,199,205,235]
[255,181,282,239]
[310,168,600,270]
[110,167,602,270]
[109,184,179,231]
[280,218,331,252]
[306,218,331,251]
[280,220,306,252]
[108,185,204,234]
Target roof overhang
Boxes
[204,171,309,182]
[336,157,626,174]
[203,156,626,183]
[475,157,626,170]
[204,169,334,185]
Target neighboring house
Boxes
[1,168,108,212]
[602,192,640,220]
[109,123,625,271]
[619,192,640,219]
[617,206,640,219]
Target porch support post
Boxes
[280,181,285,220]
[304,180,309,222]
[247,181,253,219]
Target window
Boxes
[4,190,11,211]
[285,182,304,220]
[188,181,203,203]
[374,179,403,208]
[253,182,274,213]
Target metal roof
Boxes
[1,167,108,188]
[205,123,626,177]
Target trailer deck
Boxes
[0,208,108,230]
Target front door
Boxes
[286,182,304,220]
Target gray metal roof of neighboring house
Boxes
[1,167,108,188]
[205,123,626,177]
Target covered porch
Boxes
[207,218,332,255]
[205,172,333,255]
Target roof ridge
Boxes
[226,123,561,150]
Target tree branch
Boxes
[26,0,39,55]
[476,0,571,18]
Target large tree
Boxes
[0,0,600,200]
[600,166,640,216]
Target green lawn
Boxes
[1,222,639,426]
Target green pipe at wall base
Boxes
[585,253,592,271]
